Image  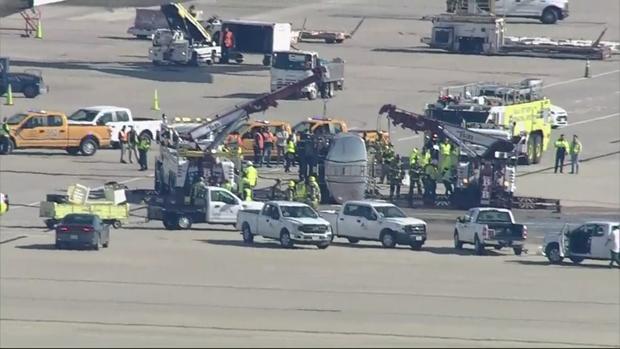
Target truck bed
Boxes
[485,222,526,241]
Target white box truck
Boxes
[219,20,293,65]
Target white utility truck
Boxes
[450,0,569,24]
[147,186,261,230]
[542,221,620,265]
[454,207,527,255]
[320,200,427,250]
[237,201,332,249]
[66,106,162,147]
[148,3,221,66]
[219,20,293,65]
[270,50,344,100]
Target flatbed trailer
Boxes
[294,17,364,44]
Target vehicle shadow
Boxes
[98,35,145,41]
[15,244,56,250]
[10,59,268,84]
[203,92,267,99]
[505,260,615,270]
[330,241,412,250]
[200,239,294,249]
[0,225,47,230]
[422,246,506,256]
[2,169,138,178]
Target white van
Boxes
[494,0,569,24]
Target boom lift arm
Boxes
[185,67,328,152]
[378,104,515,158]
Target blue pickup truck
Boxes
[0,57,48,98]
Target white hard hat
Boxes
[246,161,253,166]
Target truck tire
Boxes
[306,89,318,100]
[569,256,584,264]
[335,39,344,44]
[112,220,122,229]
[453,230,463,250]
[347,237,360,244]
[513,247,523,256]
[533,134,543,164]
[23,85,38,98]
[317,242,330,249]
[177,215,192,230]
[279,229,294,248]
[546,244,563,264]
[66,147,80,155]
[242,223,254,244]
[0,138,14,155]
[525,136,536,165]
[410,242,423,250]
[380,229,396,248]
[79,138,97,156]
[540,7,559,24]
[474,235,485,255]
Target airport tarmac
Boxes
[0,0,619,347]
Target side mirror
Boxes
[367,213,377,221]
[271,212,280,220]
[457,217,464,223]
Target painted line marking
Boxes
[545,69,620,89]
[563,113,619,128]
[396,135,421,142]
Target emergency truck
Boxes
[425,78,553,165]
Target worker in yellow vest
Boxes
[287,180,296,201]
[307,176,321,209]
[554,134,570,174]
[569,134,582,174]
[439,138,452,171]
[294,180,307,203]
[285,135,296,173]
[0,193,8,215]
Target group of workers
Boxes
[554,134,582,174]
[117,125,152,171]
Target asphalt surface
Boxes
[0,0,619,347]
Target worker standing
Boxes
[285,135,296,173]
[423,161,439,203]
[253,129,264,167]
[275,126,289,167]
[0,118,10,154]
[569,134,582,174]
[380,143,395,184]
[118,126,128,164]
[243,161,258,201]
[388,155,403,201]
[127,126,139,164]
[441,167,454,195]
[137,135,151,171]
[408,148,423,202]
[307,176,321,209]
[294,179,307,203]
[221,178,233,192]
[553,134,570,174]
[222,27,235,64]
[287,180,296,201]
[0,193,8,216]
[190,176,208,203]
[261,127,274,168]
[225,131,243,171]
[439,138,452,172]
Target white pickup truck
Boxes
[67,106,162,147]
[320,200,427,250]
[454,207,527,256]
[542,221,620,265]
[147,186,262,230]
[237,201,332,249]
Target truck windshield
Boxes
[6,113,28,125]
[292,121,313,134]
[374,206,406,218]
[68,109,99,122]
[476,210,512,223]
[272,52,313,71]
[280,205,318,218]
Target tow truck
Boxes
[148,3,221,66]
[379,104,517,209]
[153,66,334,201]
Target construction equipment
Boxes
[425,78,553,165]
[379,104,518,209]
[148,3,221,66]
[155,67,332,198]
[423,0,611,60]
[294,17,365,44]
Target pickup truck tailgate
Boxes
[488,223,526,240]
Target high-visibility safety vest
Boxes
[570,140,582,154]
[0,193,8,215]
[409,149,419,166]
[226,134,243,154]
[286,140,296,154]
[222,182,233,192]
[419,151,431,167]
[118,130,128,142]
[245,166,258,187]
[554,139,570,150]
[138,139,150,151]
[439,142,451,155]
[424,164,439,181]
[294,182,307,201]
[0,123,9,136]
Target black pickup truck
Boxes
[0,57,48,98]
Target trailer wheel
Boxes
[112,220,122,229]
[306,89,318,100]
